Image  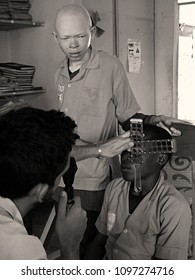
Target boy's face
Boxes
[120,150,158,182]
[55,14,95,63]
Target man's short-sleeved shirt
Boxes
[55,47,141,193]
[0,196,47,260]
[96,173,192,260]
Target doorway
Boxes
[178,1,195,123]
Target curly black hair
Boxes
[0,107,79,199]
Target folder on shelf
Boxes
[0,62,46,96]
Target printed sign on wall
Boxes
[128,39,141,73]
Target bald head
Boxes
[53,4,96,64]
[55,4,92,33]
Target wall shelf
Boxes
[0,88,46,97]
[0,19,44,31]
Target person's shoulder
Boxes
[160,180,191,210]
[108,177,126,187]
[106,177,128,195]
[97,49,123,67]
[56,59,66,71]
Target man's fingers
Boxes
[69,196,87,225]
[56,191,67,221]
[110,133,134,154]
[71,196,82,208]
[159,116,192,126]
[116,141,134,153]
[165,117,192,125]
[120,131,131,138]
[157,121,171,131]
[153,115,192,126]
[157,122,182,136]
[170,127,182,136]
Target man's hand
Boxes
[100,131,134,157]
[71,131,134,161]
[55,191,87,259]
[149,115,191,136]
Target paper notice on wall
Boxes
[128,39,141,73]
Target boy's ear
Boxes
[52,32,59,44]
[29,183,49,203]
[91,26,97,39]
[37,184,49,203]
[157,154,168,166]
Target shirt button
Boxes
[123,228,128,233]
[113,249,118,254]
[68,83,71,88]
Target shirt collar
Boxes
[85,47,100,69]
[121,172,165,200]
[60,46,100,75]
[0,196,23,225]
[148,172,165,200]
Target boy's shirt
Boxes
[96,173,192,260]
[0,196,47,260]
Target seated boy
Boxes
[84,124,192,260]
[0,107,87,260]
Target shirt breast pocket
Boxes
[81,87,103,117]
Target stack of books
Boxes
[0,0,10,19]
[0,0,33,21]
[0,62,35,91]
[0,62,45,96]
[9,0,32,21]
[0,97,28,116]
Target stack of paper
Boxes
[0,0,10,19]
[0,97,28,116]
[0,0,33,21]
[0,62,35,92]
[8,0,32,21]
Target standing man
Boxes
[53,4,183,255]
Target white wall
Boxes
[154,0,178,117]
[0,0,176,116]
[83,0,114,55]
[117,0,155,114]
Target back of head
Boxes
[0,107,79,199]
[143,124,172,141]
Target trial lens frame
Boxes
[129,119,177,194]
